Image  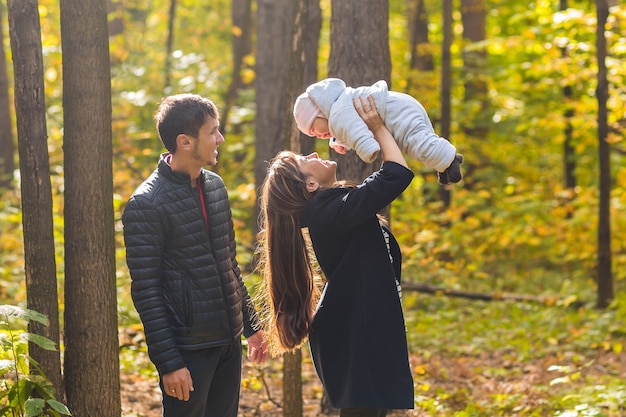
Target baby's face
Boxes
[309,117,332,139]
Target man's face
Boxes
[190,117,225,166]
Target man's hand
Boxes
[163,367,194,401]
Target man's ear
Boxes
[176,133,192,150]
[306,177,320,192]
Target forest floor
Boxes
[119,337,626,417]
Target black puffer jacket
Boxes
[122,154,260,375]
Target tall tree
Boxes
[460,0,487,135]
[286,0,306,154]
[405,0,440,202]
[283,0,319,417]
[323,6,392,411]
[254,0,293,234]
[59,0,121,415]
[439,0,453,206]
[164,0,177,91]
[406,0,434,77]
[220,0,253,135]
[299,0,321,156]
[560,0,576,194]
[328,0,391,183]
[0,4,15,190]
[6,0,63,399]
[595,0,613,309]
[460,0,488,197]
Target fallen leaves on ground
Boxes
[120,343,626,417]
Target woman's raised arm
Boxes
[353,96,408,168]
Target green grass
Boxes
[402,287,626,416]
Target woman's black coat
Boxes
[301,161,415,410]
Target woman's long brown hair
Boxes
[257,151,321,354]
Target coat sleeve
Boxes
[122,196,186,375]
[307,162,414,231]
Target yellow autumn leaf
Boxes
[232,25,243,37]
[414,364,427,376]
[605,133,622,144]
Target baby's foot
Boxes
[438,154,463,185]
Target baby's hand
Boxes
[329,137,349,154]
[331,144,348,154]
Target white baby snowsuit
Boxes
[302,78,456,171]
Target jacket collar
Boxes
[157,152,195,185]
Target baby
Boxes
[293,78,463,184]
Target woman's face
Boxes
[297,153,337,189]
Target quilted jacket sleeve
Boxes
[122,195,186,375]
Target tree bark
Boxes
[286,0,307,154]
[6,0,63,399]
[299,0,321,156]
[163,0,177,91]
[328,0,390,183]
[406,0,434,75]
[0,5,15,190]
[595,0,613,309]
[320,1,391,410]
[439,0,452,207]
[406,0,442,201]
[220,0,253,136]
[460,0,487,122]
[254,0,293,236]
[282,349,303,417]
[460,0,488,199]
[60,0,121,415]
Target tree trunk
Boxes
[439,0,452,207]
[328,0,390,183]
[286,0,307,154]
[320,1,391,410]
[60,0,121,415]
[282,0,313,414]
[282,349,303,417]
[406,0,441,201]
[0,5,15,190]
[595,0,613,309]
[406,0,434,75]
[6,0,63,400]
[299,0,321,156]
[460,0,488,134]
[460,0,488,199]
[220,0,253,136]
[560,0,576,217]
[164,0,177,91]
[254,0,293,236]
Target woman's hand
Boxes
[353,95,408,167]
[353,96,385,134]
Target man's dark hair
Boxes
[154,94,219,153]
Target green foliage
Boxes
[0,306,70,417]
[404,292,626,416]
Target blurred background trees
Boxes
[0,0,625,414]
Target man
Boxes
[122,94,268,417]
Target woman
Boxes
[258,96,415,417]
